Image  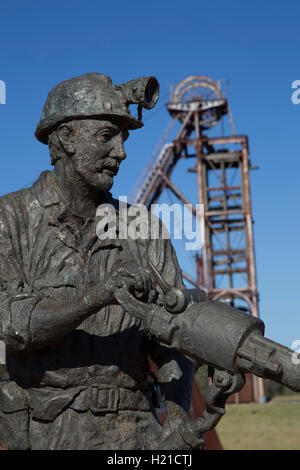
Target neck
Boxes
[53,158,105,219]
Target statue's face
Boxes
[69,119,129,192]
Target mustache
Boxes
[96,158,120,174]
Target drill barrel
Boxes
[237,331,300,392]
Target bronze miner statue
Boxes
[0,73,299,450]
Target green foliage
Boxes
[264,379,299,401]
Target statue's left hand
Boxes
[104,260,157,304]
[154,402,204,450]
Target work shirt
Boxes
[0,171,190,449]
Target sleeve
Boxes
[0,200,42,352]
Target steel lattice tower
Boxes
[130,75,264,403]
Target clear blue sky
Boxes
[0,0,299,348]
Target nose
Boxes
[109,134,127,161]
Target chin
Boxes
[87,173,114,192]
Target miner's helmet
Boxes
[35,73,160,144]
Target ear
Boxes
[57,125,76,155]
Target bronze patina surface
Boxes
[0,74,198,450]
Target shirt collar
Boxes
[33,170,116,212]
[32,171,60,207]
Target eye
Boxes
[122,130,129,142]
[96,130,114,143]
